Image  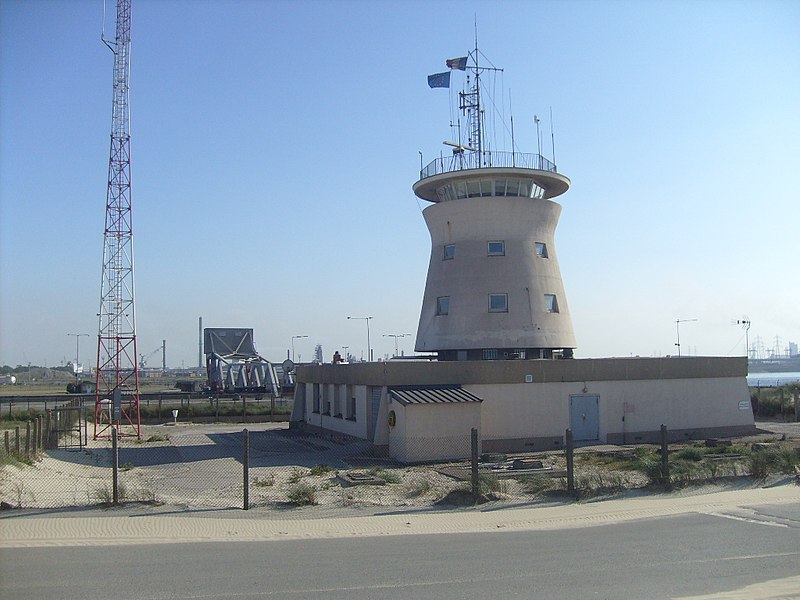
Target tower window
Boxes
[436,296,450,315]
[535,242,549,258]
[545,294,559,313]
[487,241,505,256]
[489,293,508,313]
[443,244,455,260]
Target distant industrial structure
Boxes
[291,43,756,461]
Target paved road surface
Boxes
[2,503,799,599]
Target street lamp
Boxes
[734,318,751,359]
[67,333,90,375]
[347,316,373,362]
[674,319,698,357]
[383,333,412,357]
[291,335,308,362]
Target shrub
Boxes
[675,447,703,462]
[515,473,552,495]
[405,478,432,498]
[252,474,275,487]
[749,450,774,479]
[670,459,699,485]
[287,468,306,483]
[369,467,401,484]
[635,456,666,486]
[309,464,332,476]
[286,483,316,505]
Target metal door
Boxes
[570,394,599,441]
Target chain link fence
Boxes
[2,421,798,511]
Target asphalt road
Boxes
[2,504,799,599]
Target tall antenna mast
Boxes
[95,0,140,439]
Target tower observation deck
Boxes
[414,48,576,361]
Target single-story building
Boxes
[290,356,756,462]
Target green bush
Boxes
[309,464,332,476]
[515,473,552,495]
[287,468,306,483]
[675,447,703,462]
[369,467,401,484]
[286,483,316,505]
[635,456,666,486]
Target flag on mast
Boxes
[446,56,468,70]
[427,71,451,88]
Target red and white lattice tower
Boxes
[94,0,140,439]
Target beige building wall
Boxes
[388,401,481,463]
[291,357,756,459]
[469,375,753,451]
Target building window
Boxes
[545,294,559,313]
[487,241,505,256]
[322,384,330,415]
[489,293,508,313]
[535,242,548,258]
[443,244,455,260]
[436,296,450,315]
[456,350,468,361]
[346,385,356,421]
[482,349,499,360]
[333,385,342,418]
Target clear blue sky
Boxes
[1,0,798,368]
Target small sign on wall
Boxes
[525,375,534,383]
[738,401,751,411]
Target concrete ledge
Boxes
[607,425,758,445]
[297,356,747,387]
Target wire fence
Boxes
[1,422,797,511]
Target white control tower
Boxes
[414,48,576,361]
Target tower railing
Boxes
[420,151,557,180]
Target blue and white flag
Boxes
[427,71,451,88]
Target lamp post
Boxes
[674,319,698,357]
[383,333,412,357]
[67,333,89,375]
[291,335,308,362]
[734,318,751,359]
[347,316,373,362]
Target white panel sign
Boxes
[738,401,751,411]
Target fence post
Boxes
[779,388,785,421]
[470,427,479,498]
[4,430,9,454]
[14,426,20,455]
[566,428,575,495]
[215,393,220,422]
[32,418,38,456]
[794,391,799,423]
[112,427,119,505]
[243,428,250,510]
[44,410,51,450]
[660,424,670,486]
[157,394,163,420]
[24,421,31,457]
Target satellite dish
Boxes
[282,359,295,373]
